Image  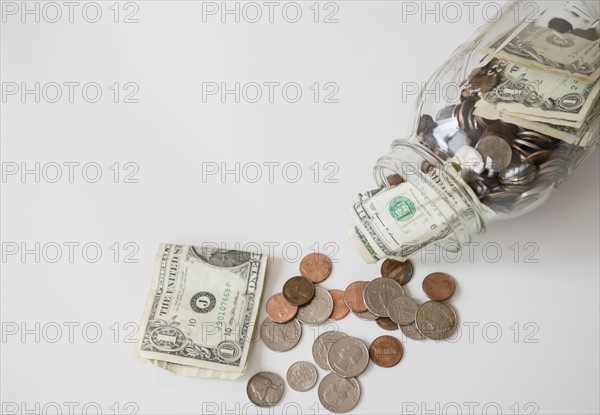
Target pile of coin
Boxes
[249,254,460,412]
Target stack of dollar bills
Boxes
[474,23,599,147]
[134,244,268,379]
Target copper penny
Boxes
[283,276,315,306]
[369,335,403,368]
[380,259,414,286]
[299,253,332,283]
[343,281,368,312]
[328,289,350,321]
[266,293,298,323]
[422,272,456,301]
[376,317,399,331]
[386,174,404,186]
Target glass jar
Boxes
[349,0,599,263]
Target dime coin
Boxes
[388,295,419,326]
[286,361,318,392]
[475,133,512,171]
[297,287,334,325]
[422,272,456,301]
[260,317,302,352]
[343,281,369,312]
[415,301,458,340]
[312,331,347,371]
[247,371,284,407]
[363,277,404,318]
[328,336,369,378]
[299,253,332,283]
[400,322,425,341]
[351,309,378,321]
[369,335,403,368]
[329,289,350,320]
[318,373,360,413]
[375,317,399,331]
[266,292,298,323]
[282,276,315,306]
[380,258,414,285]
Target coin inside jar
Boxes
[369,335,403,368]
[282,276,315,306]
[422,272,456,301]
[380,258,414,285]
[247,371,285,408]
[266,292,298,323]
[475,132,513,172]
[343,281,369,312]
[299,253,332,283]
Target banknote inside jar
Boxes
[406,14,599,217]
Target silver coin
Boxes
[475,133,512,171]
[247,371,284,407]
[415,301,458,341]
[454,145,484,174]
[312,331,347,371]
[318,373,361,413]
[351,309,378,321]
[327,336,369,378]
[286,361,318,392]
[363,277,404,318]
[400,322,425,341]
[260,317,302,352]
[388,295,419,326]
[297,287,334,325]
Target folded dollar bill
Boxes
[134,243,268,379]
[484,23,600,82]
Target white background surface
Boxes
[1,1,599,414]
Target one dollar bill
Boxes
[474,60,599,129]
[134,243,268,379]
[484,23,600,81]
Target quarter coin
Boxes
[415,301,458,341]
[297,287,334,325]
[388,295,419,326]
[318,373,360,413]
[260,317,302,352]
[312,331,347,371]
[328,336,369,378]
[363,277,404,317]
